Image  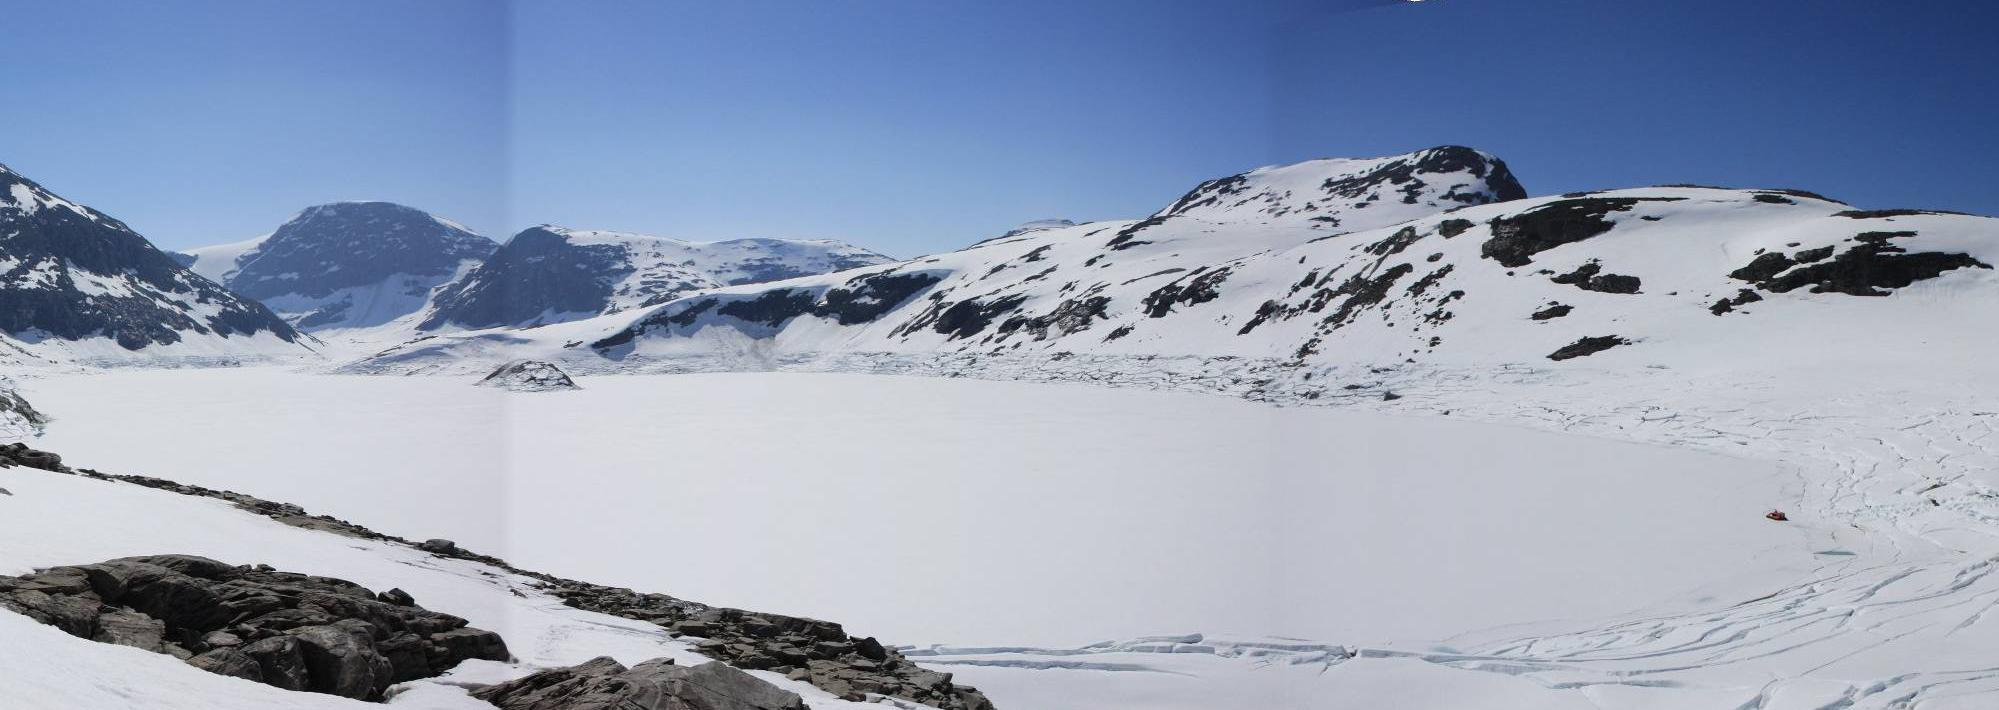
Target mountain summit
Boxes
[179,202,497,330]
[0,164,300,354]
[1156,145,1526,232]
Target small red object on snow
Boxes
[1766,510,1788,522]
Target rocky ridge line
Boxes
[0,443,994,710]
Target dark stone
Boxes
[292,622,394,699]
[377,588,416,607]
[190,648,265,682]
[474,657,808,710]
[1548,335,1631,361]
[242,635,311,691]
[1709,289,1763,315]
[1530,303,1573,321]
[1548,261,1641,294]
[1729,252,1795,282]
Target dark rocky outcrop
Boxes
[1530,303,1573,321]
[1141,267,1232,318]
[0,555,509,701]
[1482,197,1681,267]
[1727,233,1992,297]
[1548,335,1631,361]
[1548,260,1642,294]
[1709,289,1763,315]
[0,164,298,349]
[474,656,810,710]
[478,360,581,392]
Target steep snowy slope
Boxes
[355,145,1993,375]
[179,202,497,331]
[417,226,892,330]
[0,163,304,363]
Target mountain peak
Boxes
[182,202,497,331]
[0,164,299,352]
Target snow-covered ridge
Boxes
[416,225,893,331]
[349,146,1996,380]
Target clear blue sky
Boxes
[2,0,1994,257]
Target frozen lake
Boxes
[26,369,1807,649]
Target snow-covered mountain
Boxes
[357,145,1996,377]
[417,226,892,330]
[177,202,497,331]
[0,163,303,361]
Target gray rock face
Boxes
[0,555,510,701]
[212,202,497,330]
[473,656,808,710]
[0,164,299,349]
[477,360,580,392]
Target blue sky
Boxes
[2,0,1994,256]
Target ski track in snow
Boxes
[760,352,1999,710]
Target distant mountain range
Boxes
[353,145,1996,379]
[2,146,1991,372]
[175,209,892,336]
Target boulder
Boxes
[91,607,167,651]
[477,360,581,392]
[241,635,311,691]
[0,555,509,701]
[189,648,264,682]
[473,656,808,710]
[292,622,395,699]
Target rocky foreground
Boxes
[0,443,994,709]
[0,554,509,701]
